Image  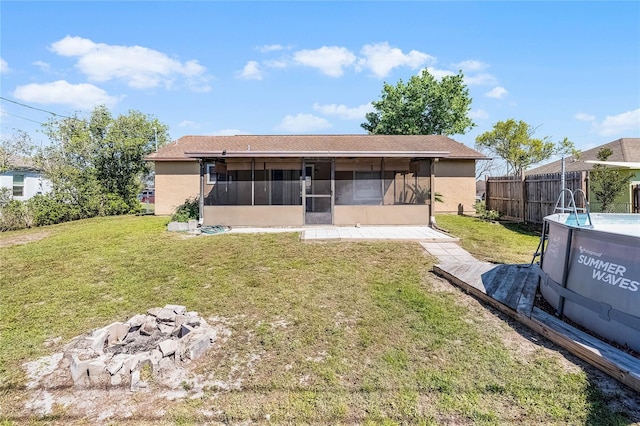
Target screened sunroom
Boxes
[190,155,441,226]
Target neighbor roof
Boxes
[146,134,487,161]
[526,138,640,175]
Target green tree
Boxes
[590,148,631,213]
[475,119,576,177]
[37,105,169,216]
[0,129,35,173]
[361,69,475,136]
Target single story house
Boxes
[145,135,486,227]
[0,156,52,202]
[526,138,640,213]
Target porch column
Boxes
[429,158,438,227]
[198,159,205,225]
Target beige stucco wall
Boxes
[155,157,478,221]
[334,205,430,225]
[155,161,200,215]
[203,206,304,227]
[434,160,476,214]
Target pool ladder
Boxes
[530,189,592,267]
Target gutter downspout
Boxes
[198,159,205,225]
[429,158,438,228]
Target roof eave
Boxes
[183,150,451,159]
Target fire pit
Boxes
[54,305,217,390]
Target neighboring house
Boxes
[526,138,640,213]
[145,135,487,227]
[475,180,486,202]
[0,156,52,202]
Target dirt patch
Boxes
[429,273,640,422]
[0,230,51,248]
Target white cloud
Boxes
[453,60,488,72]
[597,108,640,136]
[464,73,497,86]
[49,35,210,91]
[179,120,199,128]
[13,80,120,110]
[293,46,356,77]
[358,42,433,78]
[485,86,508,99]
[237,61,263,80]
[313,103,373,120]
[33,61,51,72]
[574,112,595,122]
[469,109,489,120]
[258,44,288,53]
[0,58,10,73]
[275,113,332,133]
[264,59,288,69]
[424,67,455,80]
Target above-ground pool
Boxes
[539,213,640,352]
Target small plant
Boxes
[171,197,199,222]
[474,201,501,220]
[408,184,443,204]
[181,380,193,391]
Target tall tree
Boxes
[475,119,567,177]
[37,105,169,215]
[361,69,475,135]
[590,148,631,213]
[0,129,35,173]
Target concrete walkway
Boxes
[420,241,478,264]
[226,225,455,241]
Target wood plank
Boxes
[483,264,510,295]
[436,262,493,293]
[504,267,530,310]
[516,269,539,316]
[490,265,521,304]
[531,308,640,392]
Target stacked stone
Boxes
[61,305,216,390]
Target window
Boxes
[354,171,382,201]
[12,174,25,197]
[335,171,383,205]
[255,169,301,206]
[206,163,217,184]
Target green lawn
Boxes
[436,215,541,264]
[0,215,633,424]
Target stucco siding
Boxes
[334,205,430,225]
[155,161,199,215]
[203,206,304,226]
[433,160,476,214]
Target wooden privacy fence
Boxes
[486,171,587,224]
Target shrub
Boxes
[102,193,132,216]
[171,197,199,222]
[0,200,33,231]
[474,201,501,221]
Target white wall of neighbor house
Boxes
[155,161,200,215]
[0,171,52,201]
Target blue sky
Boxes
[1,1,639,164]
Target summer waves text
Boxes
[577,255,639,292]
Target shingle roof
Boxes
[146,134,486,161]
[525,138,640,175]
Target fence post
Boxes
[485,175,491,211]
[521,173,526,223]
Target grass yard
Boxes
[436,215,541,264]
[0,215,636,424]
